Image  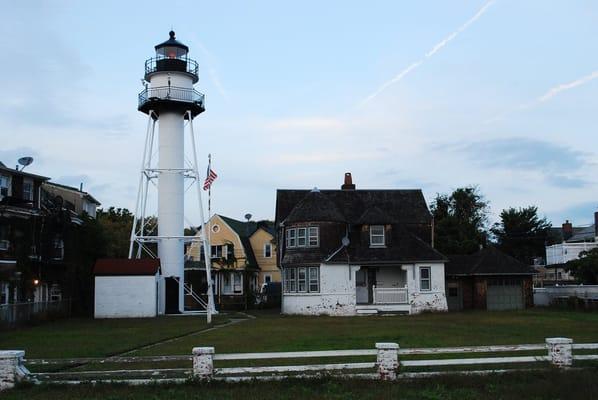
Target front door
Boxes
[356,269,368,304]
[367,268,377,304]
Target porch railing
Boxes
[372,286,408,304]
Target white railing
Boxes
[8,337,596,387]
[372,286,408,304]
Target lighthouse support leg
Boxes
[188,111,215,323]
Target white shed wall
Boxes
[94,275,159,318]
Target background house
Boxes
[42,182,101,218]
[445,247,535,311]
[0,161,101,325]
[540,214,597,286]
[186,214,277,310]
[275,173,448,316]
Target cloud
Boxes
[545,175,590,189]
[361,0,495,106]
[265,117,345,132]
[449,137,593,188]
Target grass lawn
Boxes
[0,314,230,359]
[133,309,598,356]
[6,369,598,400]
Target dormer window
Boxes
[286,226,319,248]
[370,225,385,247]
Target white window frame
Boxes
[264,274,272,284]
[0,282,9,305]
[370,225,385,247]
[0,175,10,200]
[222,271,243,295]
[286,228,296,248]
[308,267,319,292]
[22,178,33,201]
[419,267,431,291]
[264,243,272,258]
[308,227,319,247]
[283,266,320,293]
[53,237,64,260]
[211,244,227,259]
[297,228,307,247]
[298,267,307,292]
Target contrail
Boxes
[538,70,598,102]
[361,0,495,106]
[484,69,598,124]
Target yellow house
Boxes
[186,214,278,309]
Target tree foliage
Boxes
[430,186,489,255]
[565,248,598,284]
[96,207,134,258]
[491,206,551,264]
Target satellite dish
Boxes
[18,157,34,170]
[342,236,350,247]
[244,213,252,221]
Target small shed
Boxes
[445,247,535,311]
[94,259,162,318]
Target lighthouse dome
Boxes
[155,30,189,58]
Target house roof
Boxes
[567,225,596,242]
[446,247,535,276]
[93,259,161,276]
[215,215,275,269]
[325,226,447,265]
[276,189,432,226]
[44,181,101,206]
[284,190,346,223]
[0,161,50,181]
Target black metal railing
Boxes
[144,56,199,78]
[138,86,205,108]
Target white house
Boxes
[275,173,448,316]
[94,259,163,318]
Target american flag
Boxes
[203,166,217,190]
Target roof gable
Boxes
[276,189,431,225]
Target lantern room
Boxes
[144,31,199,84]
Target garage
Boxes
[487,278,524,310]
[445,247,534,311]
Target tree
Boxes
[96,207,134,258]
[430,186,489,255]
[565,248,598,284]
[491,206,551,264]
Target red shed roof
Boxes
[93,259,161,276]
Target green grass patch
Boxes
[0,314,230,359]
[134,309,598,356]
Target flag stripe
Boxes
[203,168,217,190]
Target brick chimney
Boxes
[562,220,573,241]
[341,172,355,190]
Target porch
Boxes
[355,266,410,314]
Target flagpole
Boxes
[188,111,215,324]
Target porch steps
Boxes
[356,308,378,315]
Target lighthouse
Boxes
[129,31,213,316]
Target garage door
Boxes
[487,279,523,310]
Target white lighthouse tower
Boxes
[129,31,214,317]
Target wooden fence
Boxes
[1,338,597,389]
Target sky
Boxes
[1,0,597,227]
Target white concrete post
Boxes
[192,347,215,380]
[376,342,399,380]
[546,337,573,368]
[0,351,29,390]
